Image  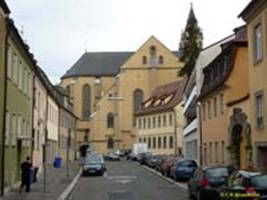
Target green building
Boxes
[4,19,35,189]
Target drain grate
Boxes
[108,191,135,200]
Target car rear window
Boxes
[251,175,267,187]
[86,156,101,164]
[205,168,229,178]
[179,160,197,167]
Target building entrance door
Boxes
[231,125,242,169]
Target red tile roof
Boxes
[135,79,186,116]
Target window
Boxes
[158,116,161,127]
[208,101,211,119]
[255,92,264,129]
[220,94,224,114]
[169,136,174,149]
[11,113,17,146]
[169,114,173,126]
[142,56,147,64]
[163,136,167,149]
[107,113,114,128]
[163,115,167,127]
[107,138,114,149]
[204,143,207,165]
[149,46,157,66]
[5,111,10,145]
[148,137,151,149]
[139,138,142,143]
[82,84,91,120]
[153,137,156,149]
[144,138,147,143]
[66,85,71,98]
[143,118,146,129]
[209,142,213,164]
[17,114,22,137]
[133,89,144,112]
[214,97,217,117]
[158,137,162,149]
[215,142,218,163]
[159,55,164,64]
[12,53,17,83]
[148,118,151,129]
[202,103,206,121]
[18,61,23,90]
[221,141,225,164]
[24,68,27,94]
[254,23,263,63]
[7,46,12,79]
[153,117,156,128]
[138,118,142,129]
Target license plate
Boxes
[89,169,96,173]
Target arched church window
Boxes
[142,56,147,64]
[150,46,157,66]
[82,84,91,120]
[133,89,144,112]
[107,113,114,128]
[159,55,164,64]
[66,85,71,99]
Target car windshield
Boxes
[251,175,267,188]
[85,156,102,164]
[205,168,229,178]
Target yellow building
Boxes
[134,80,185,156]
[240,0,267,170]
[199,26,251,169]
[61,36,183,154]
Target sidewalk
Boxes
[1,161,80,200]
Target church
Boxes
[60,36,184,154]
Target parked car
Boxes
[221,170,267,200]
[104,152,120,161]
[82,154,106,176]
[127,152,137,161]
[188,166,236,200]
[137,152,152,165]
[170,159,198,181]
[155,155,167,172]
[146,155,161,169]
[160,157,179,177]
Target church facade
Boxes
[60,36,183,154]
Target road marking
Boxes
[136,163,188,190]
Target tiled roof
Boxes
[135,79,186,116]
[62,51,180,79]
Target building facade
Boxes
[240,0,267,170]
[135,80,185,155]
[0,1,10,194]
[183,35,234,162]
[4,19,35,188]
[61,36,184,154]
[199,26,249,169]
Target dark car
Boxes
[155,155,167,171]
[146,155,161,168]
[170,159,198,181]
[221,170,267,200]
[160,157,179,177]
[137,153,151,165]
[188,166,236,200]
[82,154,106,176]
[104,152,120,161]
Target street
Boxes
[68,161,189,200]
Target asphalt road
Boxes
[68,161,189,200]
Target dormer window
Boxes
[142,56,147,64]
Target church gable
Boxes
[121,36,183,70]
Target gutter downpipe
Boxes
[197,102,203,166]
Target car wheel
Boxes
[187,187,194,200]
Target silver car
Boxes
[82,154,106,176]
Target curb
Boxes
[57,168,82,200]
[134,162,188,190]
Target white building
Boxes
[183,35,234,162]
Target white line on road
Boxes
[135,163,188,190]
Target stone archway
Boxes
[228,108,253,169]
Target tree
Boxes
[178,3,203,77]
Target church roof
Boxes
[62,50,180,79]
[61,52,134,79]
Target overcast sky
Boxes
[6,0,250,83]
